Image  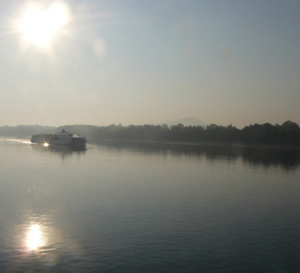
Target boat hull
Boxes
[31,133,86,148]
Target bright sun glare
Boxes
[27,224,44,250]
[19,2,70,47]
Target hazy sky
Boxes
[0,0,299,127]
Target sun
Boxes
[19,2,70,47]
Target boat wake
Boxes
[0,137,32,144]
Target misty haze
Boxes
[0,0,300,272]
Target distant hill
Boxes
[158,117,206,127]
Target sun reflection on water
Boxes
[26,224,45,251]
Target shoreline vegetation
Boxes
[0,120,300,148]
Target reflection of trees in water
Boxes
[241,147,300,171]
[96,140,300,171]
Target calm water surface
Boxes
[1,139,300,272]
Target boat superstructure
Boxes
[31,129,86,148]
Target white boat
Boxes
[31,129,86,148]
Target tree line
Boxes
[0,121,299,147]
[61,120,300,147]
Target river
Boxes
[0,138,300,272]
